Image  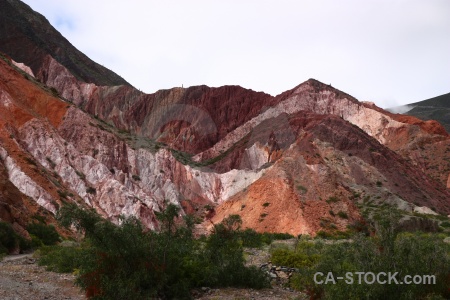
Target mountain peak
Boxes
[0,0,130,87]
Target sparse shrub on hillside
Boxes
[326,196,339,203]
[50,87,60,97]
[75,170,85,180]
[297,185,308,193]
[337,211,348,219]
[46,157,56,169]
[86,187,96,194]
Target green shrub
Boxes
[337,211,348,219]
[86,187,96,194]
[297,185,308,193]
[288,210,450,299]
[49,204,269,299]
[30,234,44,249]
[0,222,17,254]
[315,230,333,239]
[0,222,32,254]
[239,228,264,248]
[440,221,450,228]
[271,247,321,269]
[26,223,60,246]
[326,196,339,203]
[37,245,85,273]
[75,170,85,180]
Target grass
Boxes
[296,185,308,193]
[337,211,348,219]
[326,196,339,204]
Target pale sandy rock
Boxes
[0,146,56,214]
[414,206,438,215]
[244,142,270,169]
[0,90,13,108]
[11,59,35,77]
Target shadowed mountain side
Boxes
[388,92,450,133]
[0,0,129,87]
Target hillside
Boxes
[388,92,450,133]
[0,0,449,243]
[0,0,129,86]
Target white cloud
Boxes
[22,0,450,108]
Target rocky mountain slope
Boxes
[389,92,450,133]
[0,0,449,240]
[0,0,129,87]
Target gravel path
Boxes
[0,249,307,300]
[194,287,307,300]
[0,255,85,300]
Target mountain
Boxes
[388,92,450,133]
[0,0,449,240]
[0,0,129,87]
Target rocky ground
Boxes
[0,247,308,300]
[0,254,85,300]
[194,287,306,300]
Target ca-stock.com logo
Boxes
[314,272,436,285]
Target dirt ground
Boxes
[0,254,85,300]
[0,251,307,300]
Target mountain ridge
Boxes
[0,0,130,87]
[0,0,449,241]
[388,92,450,133]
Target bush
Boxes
[237,229,294,248]
[337,211,348,219]
[239,228,264,248]
[0,222,32,254]
[26,223,60,246]
[0,222,17,254]
[282,210,450,299]
[201,215,269,289]
[86,187,96,194]
[37,245,85,273]
[48,204,269,299]
[326,196,339,203]
[440,221,450,228]
[271,247,321,269]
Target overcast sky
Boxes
[22,0,450,108]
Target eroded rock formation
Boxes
[0,0,448,238]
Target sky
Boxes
[21,0,450,108]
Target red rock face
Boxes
[209,113,449,235]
